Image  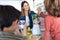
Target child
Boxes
[44,0,60,40]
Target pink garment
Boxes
[44,15,60,40]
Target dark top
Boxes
[19,11,36,29]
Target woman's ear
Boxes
[22,7,24,10]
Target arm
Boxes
[40,12,47,18]
[44,16,51,40]
[37,7,47,18]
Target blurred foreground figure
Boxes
[0,5,27,40]
[44,0,60,40]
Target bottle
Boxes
[26,27,32,40]
[32,14,41,35]
[32,24,41,35]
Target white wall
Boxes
[0,1,22,11]
[0,0,45,13]
[33,0,46,13]
[0,0,33,11]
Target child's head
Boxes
[44,0,60,17]
[0,5,21,31]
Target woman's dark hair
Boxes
[21,1,29,8]
[21,1,31,16]
[44,0,60,17]
[0,5,21,31]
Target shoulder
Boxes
[19,15,25,20]
[45,15,54,24]
[30,11,36,14]
[45,15,54,20]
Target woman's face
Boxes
[23,3,30,11]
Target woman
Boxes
[20,1,36,29]
[19,1,42,37]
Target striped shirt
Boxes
[0,31,27,40]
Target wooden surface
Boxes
[28,35,41,40]
[29,31,44,40]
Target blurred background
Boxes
[0,0,45,13]
[0,0,46,40]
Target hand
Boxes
[36,7,42,14]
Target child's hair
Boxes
[44,0,60,17]
[0,5,21,31]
